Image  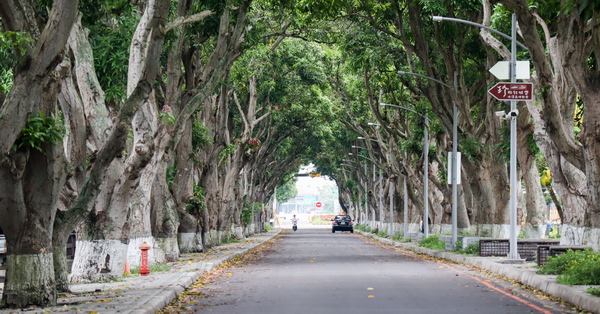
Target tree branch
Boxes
[165,10,214,33]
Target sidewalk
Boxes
[0,228,282,313]
[357,230,600,314]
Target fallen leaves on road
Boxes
[157,234,281,313]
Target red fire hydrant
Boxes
[139,241,151,276]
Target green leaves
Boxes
[277,178,298,203]
[192,121,213,152]
[218,143,238,163]
[87,5,138,105]
[14,111,66,153]
[0,31,33,57]
[0,31,33,93]
[241,201,262,226]
[186,184,207,216]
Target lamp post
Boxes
[434,14,526,260]
[357,136,390,233]
[349,152,370,226]
[351,148,382,230]
[379,103,430,237]
[396,71,460,248]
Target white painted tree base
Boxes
[70,240,127,283]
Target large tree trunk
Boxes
[0,0,77,307]
[52,16,105,291]
[149,153,181,262]
[525,96,587,244]
[68,0,172,281]
[517,108,546,238]
[173,120,202,252]
[463,158,511,237]
[70,112,156,281]
[0,145,67,307]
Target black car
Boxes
[331,215,354,233]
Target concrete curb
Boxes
[132,273,195,313]
[356,230,600,313]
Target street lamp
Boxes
[349,152,370,226]
[380,103,430,238]
[352,150,383,230]
[357,136,378,142]
[397,70,460,249]
[398,71,451,88]
[358,135,394,236]
[434,14,526,260]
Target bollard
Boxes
[139,241,151,276]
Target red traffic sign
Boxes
[316,202,322,208]
[488,82,533,101]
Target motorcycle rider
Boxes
[291,214,299,231]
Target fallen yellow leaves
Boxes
[158,233,282,313]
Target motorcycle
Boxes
[292,222,297,231]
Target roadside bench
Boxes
[537,245,592,266]
[479,238,560,261]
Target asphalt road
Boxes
[190,223,578,314]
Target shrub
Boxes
[587,287,600,297]
[419,235,446,250]
[264,224,273,231]
[392,233,404,241]
[377,230,389,238]
[538,249,600,285]
[454,241,479,255]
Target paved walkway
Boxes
[0,229,281,313]
[0,228,599,313]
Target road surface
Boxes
[187,223,577,313]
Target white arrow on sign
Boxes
[489,61,531,80]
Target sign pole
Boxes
[451,102,458,248]
[508,13,520,260]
